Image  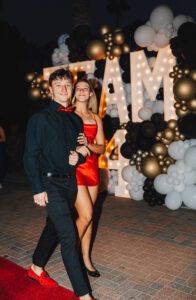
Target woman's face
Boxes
[75,81,92,103]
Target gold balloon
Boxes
[167,119,177,129]
[163,128,175,140]
[25,73,35,82]
[99,25,111,36]
[159,161,164,166]
[176,108,191,118]
[174,102,181,108]
[29,87,41,99]
[173,77,196,101]
[122,44,131,54]
[162,166,168,173]
[151,143,168,156]
[157,154,165,160]
[189,70,196,81]
[141,157,161,178]
[161,138,171,145]
[86,40,106,60]
[41,81,49,90]
[112,32,125,45]
[111,45,123,57]
[187,98,196,110]
[179,134,185,140]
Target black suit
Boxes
[23,101,89,297]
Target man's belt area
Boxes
[43,172,72,178]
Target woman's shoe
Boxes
[85,266,100,277]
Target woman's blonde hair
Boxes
[73,78,98,114]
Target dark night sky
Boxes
[1,0,196,46]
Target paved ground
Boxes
[0,177,196,300]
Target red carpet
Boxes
[0,257,79,300]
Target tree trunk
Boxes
[73,0,90,28]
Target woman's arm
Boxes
[87,115,105,154]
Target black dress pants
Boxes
[32,175,89,297]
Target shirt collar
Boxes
[50,100,70,111]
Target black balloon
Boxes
[178,113,196,139]
[120,142,136,159]
[140,121,156,138]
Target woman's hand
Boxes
[76,145,91,157]
[77,133,88,146]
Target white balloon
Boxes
[134,25,155,47]
[57,33,69,47]
[144,90,150,100]
[165,191,182,210]
[152,101,164,114]
[168,141,185,160]
[130,189,144,201]
[150,5,174,31]
[110,108,119,118]
[187,16,194,22]
[138,107,152,120]
[154,33,170,48]
[182,185,196,209]
[184,146,196,169]
[144,99,154,109]
[154,174,173,194]
[122,165,135,182]
[173,15,188,31]
[189,139,196,146]
[184,170,196,185]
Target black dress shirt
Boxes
[23,101,85,195]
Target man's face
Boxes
[49,77,73,106]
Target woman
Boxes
[73,78,105,277]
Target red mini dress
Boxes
[76,115,99,186]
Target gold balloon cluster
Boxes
[86,25,130,61]
[25,73,50,99]
[150,143,175,174]
[130,150,149,172]
[156,119,185,145]
[171,67,196,117]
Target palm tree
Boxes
[73,0,90,28]
[106,0,130,27]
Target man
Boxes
[23,69,94,300]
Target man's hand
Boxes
[69,151,79,166]
[77,133,88,146]
[76,145,91,157]
[33,192,48,207]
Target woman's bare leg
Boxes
[81,186,98,271]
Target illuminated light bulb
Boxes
[137,82,142,86]
[137,64,141,69]
[121,96,125,100]
[117,162,120,166]
[80,66,84,70]
[87,65,91,69]
[169,59,174,64]
[142,62,146,66]
[113,97,117,101]
[145,69,150,74]
[160,67,165,72]
[163,58,167,63]
[137,73,141,78]
[116,138,120,142]
[110,68,114,72]
[138,91,142,95]
[157,76,162,81]
[120,87,123,90]
[123,106,127,110]
[149,77,153,81]
[138,55,142,60]
[153,86,157,90]
[109,78,112,82]
[167,49,171,54]
[74,67,78,71]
